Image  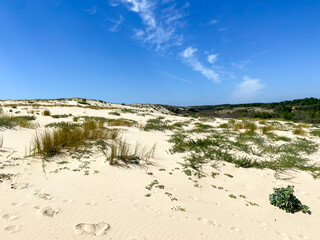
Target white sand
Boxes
[0,99,320,240]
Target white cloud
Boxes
[108,15,124,32]
[231,59,250,70]
[119,0,185,51]
[209,19,219,25]
[231,76,265,102]
[207,54,218,64]
[218,27,228,32]
[85,5,97,15]
[181,47,197,58]
[180,47,220,83]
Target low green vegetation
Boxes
[51,114,72,119]
[143,117,173,132]
[310,130,320,138]
[168,124,320,178]
[269,185,310,214]
[0,114,37,128]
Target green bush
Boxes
[269,185,310,214]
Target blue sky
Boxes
[0,0,319,106]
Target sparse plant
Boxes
[310,130,320,138]
[293,127,307,136]
[43,110,51,116]
[229,194,237,199]
[224,173,233,178]
[269,185,310,214]
[108,111,120,116]
[31,122,119,158]
[106,140,156,166]
[261,125,274,134]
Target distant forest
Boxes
[161,97,320,123]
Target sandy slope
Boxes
[0,99,320,240]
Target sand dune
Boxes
[0,99,320,240]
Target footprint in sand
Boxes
[42,207,60,217]
[37,193,53,200]
[74,222,110,236]
[86,202,97,206]
[11,182,30,190]
[11,202,25,207]
[230,226,241,233]
[4,225,21,233]
[3,213,19,221]
[144,206,160,216]
[299,234,311,240]
[197,217,220,227]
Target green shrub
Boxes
[218,123,229,128]
[108,111,120,116]
[0,114,36,128]
[51,114,71,119]
[143,117,173,132]
[43,110,51,116]
[269,185,310,214]
[292,128,306,136]
[310,130,320,138]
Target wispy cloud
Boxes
[218,27,228,32]
[119,0,186,51]
[231,59,250,70]
[207,54,218,64]
[209,19,220,25]
[108,15,124,32]
[85,5,97,15]
[231,76,265,102]
[181,47,220,83]
[157,70,191,83]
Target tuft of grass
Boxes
[310,130,320,138]
[121,108,136,113]
[0,135,3,148]
[51,114,71,119]
[31,122,119,158]
[107,118,137,127]
[292,127,307,136]
[106,140,156,166]
[191,122,213,133]
[244,122,257,133]
[0,114,36,128]
[143,117,173,132]
[43,110,51,116]
[108,111,120,116]
[261,125,274,134]
[46,122,80,129]
[218,123,229,128]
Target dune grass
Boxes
[43,110,51,116]
[31,121,119,158]
[143,117,173,132]
[310,130,320,138]
[168,127,320,178]
[0,114,37,128]
[107,118,137,127]
[104,139,156,166]
[51,114,72,119]
[292,127,307,136]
